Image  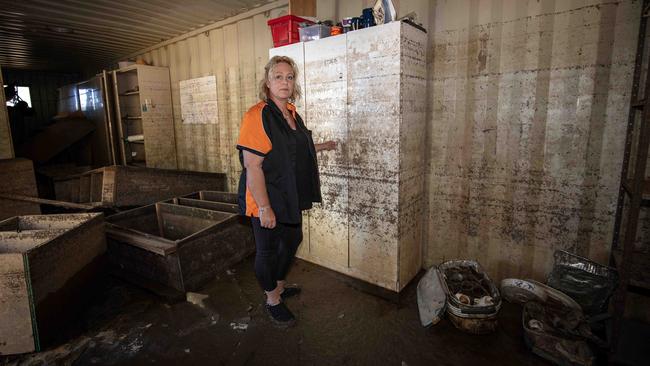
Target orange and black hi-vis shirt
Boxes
[236,99,321,224]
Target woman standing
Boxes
[236,56,336,326]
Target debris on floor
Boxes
[417,266,446,326]
[501,276,607,366]
[547,250,618,317]
[186,292,209,309]
[230,323,249,331]
[417,259,501,334]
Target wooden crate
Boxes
[106,191,253,297]
[0,213,106,355]
[0,158,41,220]
[53,165,226,207]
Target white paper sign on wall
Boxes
[180,75,218,124]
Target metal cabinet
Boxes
[112,65,177,169]
[270,21,427,292]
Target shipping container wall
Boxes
[1,69,81,146]
[135,0,638,282]
[134,0,429,190]
[0,66,13,159]
[425,0,639,281]
[137,7,285,190]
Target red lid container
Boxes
[267,15,314,47]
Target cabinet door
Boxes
[346,23,402,289]
[304,35,349,270]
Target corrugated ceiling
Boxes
[0,0,277,72]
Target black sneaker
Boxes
[280,285,301,300]
[266,302,296,327]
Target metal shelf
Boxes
[622,179,650,206]
[612,249,650,292]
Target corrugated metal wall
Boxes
[0,66,14,159]
[1,69,80,144]
[425,0,639,281]
[134,0,429,189]
[134,0,639,282]
[137,6,285,190]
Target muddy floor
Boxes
[3,256,561,365]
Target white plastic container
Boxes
[299,24,330,42]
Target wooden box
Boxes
[54,165,226,207]
[0,213,106,355]
[0,158,40,220]
[106,191,253,296]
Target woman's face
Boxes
[266,62,295,102]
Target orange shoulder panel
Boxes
[236,101,271,155]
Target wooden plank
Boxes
[0,194,95,210]
[196,190,238,204]
[175,197,238,213]
[157,202,233,224]
[111,70,128,165]
[0,66,15,159]
[101,70,118,165]
[105,226,177,256]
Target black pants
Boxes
[251,217,303,292]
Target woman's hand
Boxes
[316,140,337,152]
[259,206,276,229]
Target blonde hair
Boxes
[258,55,302,102]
